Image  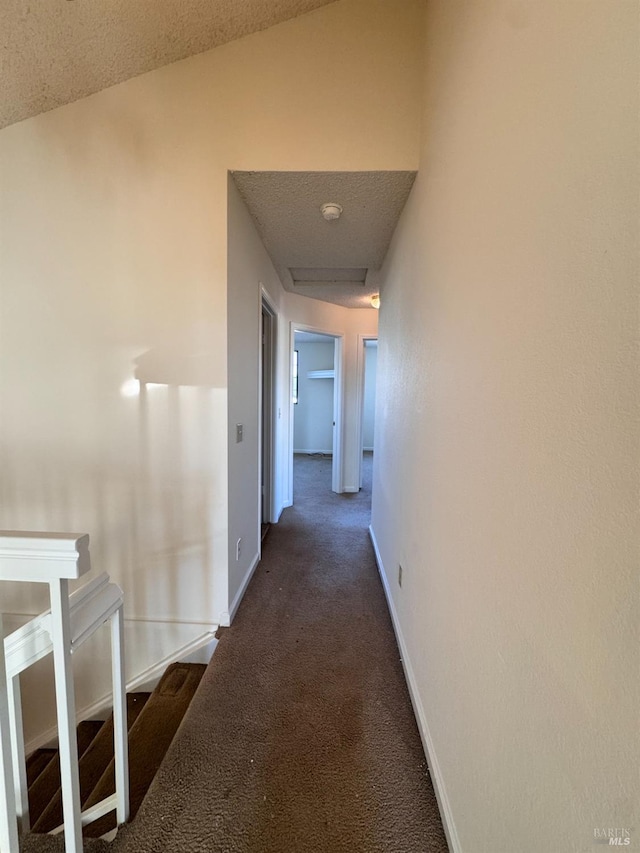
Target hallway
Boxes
[96,453,449,852]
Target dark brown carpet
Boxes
[83,664,205,838]
[29,720,105,827]
[21,453,448,852]
[32,695,150,834]
[25,750,57,790]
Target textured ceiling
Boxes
[0,0,337,129]
[232,171,417,308]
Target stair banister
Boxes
[0,612,19,852]
[0,531,129,853]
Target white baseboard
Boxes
[25,626,218,754]
[275,499,290,522]
[129,634,218,693]
[293,449,333,455]
[368,525,462,853]
[226,551,261,626]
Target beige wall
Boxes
[371,1,639,851]
[0,0,420,625]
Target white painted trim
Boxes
[276,500,292,522]
[332,336,345,494]
[307,369,335,379]
[24,627,218,755]
[0,612,19,852]
[293,448,333,455]
[355,334,378,490]
[129,634,218,692]
[260,288,279,526]
[0,531,91,583]
[368,525,462,853]
[290,322,346,496]
[124,615,217,627]
[228,551,261,625]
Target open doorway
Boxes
[290,325,343,501]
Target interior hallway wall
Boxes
[0,0,421,628]
[293,341,335,453]
[370,2,639,851]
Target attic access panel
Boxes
[289,267,368,288]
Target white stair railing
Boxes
[0,532,129,853]
[0,612,19,853]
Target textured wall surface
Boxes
[1,0,338,129]
[0,0,421,625]
[371,1,639,851]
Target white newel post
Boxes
[0,531,129,852]
[49,578,83,853]
[111,606,129,825]
[0,612,19,852]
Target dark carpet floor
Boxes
[22,452,449,853]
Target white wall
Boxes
[294,342,335,453]
[0,0,420,628]
[362,343,377,451]
[226,176,285,621]
[371,2,639,852]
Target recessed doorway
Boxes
[290,324,343,501]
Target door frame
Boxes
[289,322,345,497]
[355,334,378,489]
[260,288,277,526]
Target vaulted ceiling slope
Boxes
[0,0,338,130]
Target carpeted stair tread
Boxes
[28,719,104,827]
[25,750,57,789]
[83,662,206,838]
[32,694,150,834]
[76,720,105,759]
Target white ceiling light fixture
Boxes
[320,202,343,221]
[370,294,381,310]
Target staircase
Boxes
[0,532,210,851]
[24,662,206,842]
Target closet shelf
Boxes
[307,370,335,379]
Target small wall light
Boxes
[370,294,381,310]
